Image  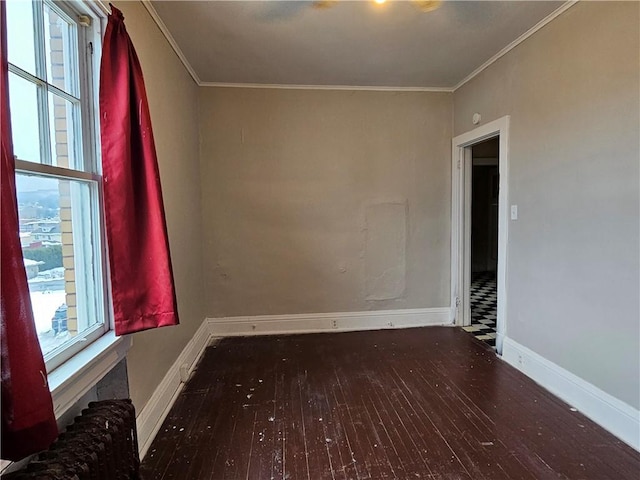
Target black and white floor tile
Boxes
[463,271,497,349]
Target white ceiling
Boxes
[148,1,567,89]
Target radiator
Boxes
[3,399,140,480]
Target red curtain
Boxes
[0,1,58,460]
[100,6,179,335]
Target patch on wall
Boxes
[365,202,407,300]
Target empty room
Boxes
[1,1,639,479]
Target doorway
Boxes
[451,116,509,354]
[465,139,499,348]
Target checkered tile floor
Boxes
[463,271,497,349]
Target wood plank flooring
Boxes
[140,327,640,479]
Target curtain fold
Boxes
[0,1,58,461]
[100,6,179,336]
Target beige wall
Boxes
[199,88,452,317]
[113,2,204,410]
[455,2,640,408]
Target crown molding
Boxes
[140,0,201,85]
[453,0,579,91]
[199,82,454,92]
[140,0,577,92]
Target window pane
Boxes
[16,174,104,358]
[8,73,43,164]
[48,91,81,169]
[44,2,80,97]
[6,0,37,76]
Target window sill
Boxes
[48,330,132,419]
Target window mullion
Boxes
[33,0,53,166]
[15,159,99,182]
[46,82,80,103]
[8,64,46,87]
[74,22,89,173]
[77,21,97,175]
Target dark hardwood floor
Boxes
[140,327,640,479]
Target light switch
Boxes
[511,205,518,220]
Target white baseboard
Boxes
[207,307,451,337]
[502,337,640,451]
[136,319,214,459]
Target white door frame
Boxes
[451,116,510,354]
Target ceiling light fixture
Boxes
[312,1,337,9]
[412,0,442,13]
[312,0,442,12]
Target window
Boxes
[6,0,107,371]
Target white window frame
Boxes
[6,0,131,411]
[10,0,109,372]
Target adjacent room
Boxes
[1,0,638,478]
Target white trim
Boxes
[83,0,110,17]
[139,0,201,85]
[451,116,510,354]
[502,337,640,452]
[207,308,451,337]
[453,1,578,91]
[199,82,453,92]
[462,149,472,326]
[136,319,214,459]
[48,331,132,418]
